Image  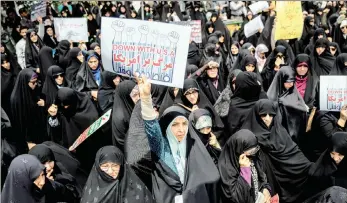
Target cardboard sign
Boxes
[249,1,269,15]
[275,1,303,40]
[31,1,47,22]
[69,109,112,151]
[244,15,264,38]
[171,20,202,43]
[319,76,347,111]
[54,18,89,42]
[101,17,191,88]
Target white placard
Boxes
[249,1,269,15]
[53,18,88,42]
[101,17,191,88]
[244,15,264,38]
[319,76,347,111]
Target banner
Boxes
[101,17,191,88]
[319,76,347,111]
[275,1,303,40]
[53,18,88,42]
[69,109,112,151]
[244,15,264,38]
[171,20,202,43]
[249,1,269,15]
[30,1,46,22]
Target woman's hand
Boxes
[46,169,54,181]
[239,154,251,167]
[37,99,45,107]
[48,104,58,117]
[209,132,220,149]
[136,74,151,99]
[262,188,271,203]
[91,90,98,101]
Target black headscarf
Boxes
[38,46,56,83]
[301,16,315,49]
[202,21,215,45]
[330,53,347,75]
[97,71,120,113]
[90,42,101,58]
[185,64,199,79]
[42,65,71,109]
[304,28,327,56]
[310,38,335,76]
[1,54,17,119]
[329,42,341,57]
[275,40,295,64]
[10,69,46,144]
[65,47,82,82]
[56,40,70,69]
[111,80,136,150]
[303,186,347,203]
[87,12,99,37]
[25,29,44,70]
[1,154,45,203]
[218,129,269,203]
[242,99,313,203]
[42,25,58,49]
[81,146,154,203]
[151,84,168,109]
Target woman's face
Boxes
[94,46,101,55]
[260,114,273,128]
[199,126,211,135]
[120,7,126,13]
[54,73,64,85]
[87,14,93,20]
[247,12,253,20]
[284,82,294,90]
[309,19,315,26]
[0,45,4,53]
[185,89,199,105]
[112,6,117,12]
[219,35,224,43]
[258,52,266,59]
[296,65,308,76]
[33,171,45,189]
[208,26,214,34]
[330,46,337,56]
[100,162,121,179]
[207,66,218,78]
[171,117,188,142]
[231,45,239,55]
[105,12,111,17]
[113,76,121,86]
[88,56,99,70]
[46,27,53,36]
[62,11,67,17]
[77,52,84,63]
[330,151,344,165]
[30,32,38,43]
[131,11,136,18]
[316,47,325,55]
[245,64,255,72]
[28,78,38,90]
[44,161,55,174]
[1,60,10,70]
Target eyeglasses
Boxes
[54,73,64,79]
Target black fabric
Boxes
[42,65,71,110]
[303,186,347,203]
[292,54,319,108]
[1,154,45,203]
[242,99,313,203]
[330,53,347,75]
[187,42,201,66]
[189,109,221,165]
[218,129,269,203]
[304,28,326,56]
[151,84,168,109]
[42,26,58,49]
[65,47,82,82]
[202,21,215,46]
[111,80,136,151]
[10,69,47,144]
[275,40,295,65]
[310,38,335,76]
[257,16,275,50]
[38,46,56,83]
[159,87,177,116]
[25,29,44,71]
[80,146,154,203]
[267,66,308,143]
[55,40,70,69]
[74,50,100,92]
[300,16,315,52]
[87,15,99,37]
[1,54,17,120]
[239,55,262,82]
[329,42,341,57]
[97,71,118,113]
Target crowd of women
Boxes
[1,1,347,203]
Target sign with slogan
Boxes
[171,20,202,43]
[30,1,47,22]
[319,76,347,111]
[244,15,264,38]
[275,1,303,40]
[101,17,191,88]
[54,18,89,42]
[69,109,112,151]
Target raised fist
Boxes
[112,21,125,32]
[168,31,180,44]
[138,25,149,35]
[126,27,135,36]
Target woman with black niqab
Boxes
[80,146,154,203]
[242,99,313,203]
[299,16,315,53]
[304,28,326,56]
[202,21,215,46]
[38,46,56,83]
[329,42,341,57]
[65,47,82,82]
[42,65,71,110]
[218,129,272,203]
[55,40,71,69]
[1,54,18,119]
[310,38,336,76]
[111,80,137,151]
[43,25,58,49]
[97,71,121,113]
[10,69,47,145]
[330,53,347,75]
[25,29,45,72]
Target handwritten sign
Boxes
[249,1,269,15]
[101,17,191,88]
[244,15,264,38]
[53,18,88,42]
[30,1,47,22]
[171,20,202,43]
[275,1,303,40]
[69,109,112,151]
[319,76,347,111]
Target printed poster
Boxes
[244,15,264,38]
[319,76,347,111]
[30,1,47,22]
[249,1,269,15]
[101,17,191,88]
[53,18,89,42]
[171,20,202,43]
[275,1,303,40]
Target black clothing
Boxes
[38,46,56,83]
[330,53,347,75]
[65,47,82,82]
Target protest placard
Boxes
[30,1,47,22]
[274,1,303,40]
[171,20,202,43]
[69,109,112,151]
[319,76,347,111]
[244,15,264,38]
[53,18,88,42]
[249,1,269,15]
[101,17,191,88]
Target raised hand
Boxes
[135,74,151,99]
[112,20,125,32]
[168,31,180,44]
[138,25,149,35]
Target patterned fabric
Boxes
[251,161,259,200]
[195,115,213,130]
[48,116,60,127]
